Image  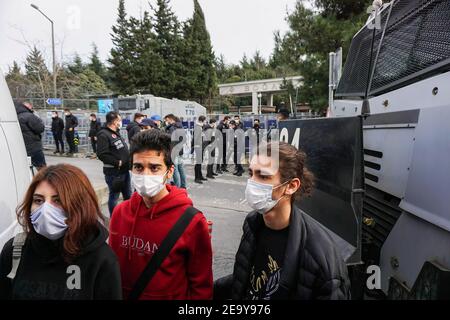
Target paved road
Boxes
[46,155,250,280]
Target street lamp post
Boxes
[31,3,57,99]
[257,93,262,115]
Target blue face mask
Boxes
[30,202,68,240]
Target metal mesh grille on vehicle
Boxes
[336,0,450,98]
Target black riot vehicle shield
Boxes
[279,116,364,264]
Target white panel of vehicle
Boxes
[0,73,18,122]
[0,71,31,250]
[368,72,450,115]
[399,105,450,231]
[0,125,20,248]
[380,212,450,294]
[363,127,415,199]
[332,73,450,118]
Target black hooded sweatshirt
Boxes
[0,224,122,300]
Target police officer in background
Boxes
[216,116,230,173]
[51,111,65,155]
[88,113,101,156]
[193,116,208,184]
[96,111,131,216]
[64,109,78,156]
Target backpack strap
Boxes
[127,206,199,300]
[7,232,27,280]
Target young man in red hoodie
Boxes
[109,129,213,300]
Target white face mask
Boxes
[245,179,289,214]
[30,202,68,240]
[131,171,168,198]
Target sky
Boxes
[0,0,302,74]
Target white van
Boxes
[0,71,32,250]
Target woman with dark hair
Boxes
[0,164,122,300]
[214,142,351,300]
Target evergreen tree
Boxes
[25,46,49,81]
[251,51,265,72]
[68,53,86,74]
[24,46,51,101]
[132,11,164,95]
[270,1,370,111]
[6,61,21,80]
[182,0,217,103]
[108,0,136,94]
[315,0,370,19]
[88,43,107,80]
[5,61,28,99]
[151,0,183,98]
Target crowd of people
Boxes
[3,103,351,300]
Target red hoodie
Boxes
[109,185,213,300]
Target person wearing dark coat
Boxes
[96,112,131,216]
[88,113,102,154]
[204,119,219,179]
[0,164,122,300]
[233,115,244,130]
[51,111,65,155]
[216,116,230,173]
[193,116,207,184]
[126,113,145,143]
[164,114,186,188]
[229,120,244,176]
[64,109,78,155]
[15,101,46,169]
[214,142,351,300]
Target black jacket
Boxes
[65,114,78,132]
[126,121,141,142]
[15,104,45,154]
[235,121,244,130]
[88,120,102,138]
[165,121,183,135]
[216,121,228,132]
[96,126,130,175]
[51,117,64,134]
[192,123,207,153]
[214,206,351,300]
[0,224,122,300]
[166,122,184,156]
[203,123,219,157]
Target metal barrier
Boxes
[37,110,98,154]
[37,110,320,157]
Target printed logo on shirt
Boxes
[121,235,159,256]
[114,139,124,150]
[248,255,282,300]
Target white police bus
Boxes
[115,94,206,124]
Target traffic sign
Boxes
[46,98,62,105]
